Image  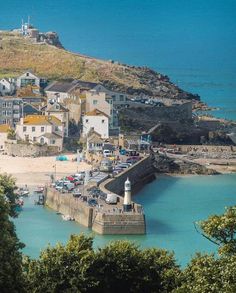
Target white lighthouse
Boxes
[123,177,132,212]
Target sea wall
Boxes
[45,187,93,227]
[101,155,155,196]
[92,212,146,235]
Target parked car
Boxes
[103,149,112,157]
[105,194,118,204]
[88,198,97,207]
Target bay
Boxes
[0,0,235,119]
[14,174,236,266]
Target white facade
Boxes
[0,132,8,151]
[83,111,109,139]
[16,116,64,150]
[16,71,40,88]
[0,79,15,96]
[43,102,69,137]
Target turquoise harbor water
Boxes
[14,174,236,266]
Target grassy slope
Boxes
[0,31,197,99]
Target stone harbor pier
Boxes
[45,157,154,234]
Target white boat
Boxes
[17,188,30,197]
[34,186,44,193]
[62,215,75,221]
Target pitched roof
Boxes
[39,132,62,139]
[23,115,62,126]
[45,81,78,93]
[45,80,99,93]
[85,109,109,118]
[0,124,10,133]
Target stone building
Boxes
[16,115,64,151]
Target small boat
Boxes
[16,187,30,197]
[62,215,75,221]
[34,194,45,205]
[34,186,44,193]
[15,197,24,211]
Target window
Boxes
[40,137,44,144]
[6,110,12,116]
[55,126,59,131]
[3,85,5,90]
[41,127,44,132]
[102,119,105,123]
[120,95,124,102]
[26,72,29,76]
[51,139,55,144]
[2,110,6,116]
[2,102,6,108]
[23,126,27,132]
[7,102,12,107]
[93,100,98,105]
[86,119,88,123]
[112,95,116,101]
[32,127,35,132]
[33,137,36,142]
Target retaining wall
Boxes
[6,142,59,157]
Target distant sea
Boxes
[0,0,235,120]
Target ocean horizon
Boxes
[0,0,235,120]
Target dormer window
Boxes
[26,72,29,77]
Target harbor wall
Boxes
[92,212,146,235]
[100,155,155,196]
[45,187,93,227]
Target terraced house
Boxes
[16,115,64,151]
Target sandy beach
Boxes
[0,154,91,186]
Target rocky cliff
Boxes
[0,30,199,101]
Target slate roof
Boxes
[45,80,99,93]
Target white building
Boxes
[41,102,69,137]
[0,124,10,151]
[16,71,41,88]
[83,109,109,139]
[0,79,15,96]
[16,115,64,151]
[85,90,117,127]
[86,129,104,152]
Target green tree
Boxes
[25,236,181,293]
[196,206,236,255]
[0,174,25,293]
[24,234,96,293]
[7,128,16,140]
[174,253,236,293]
